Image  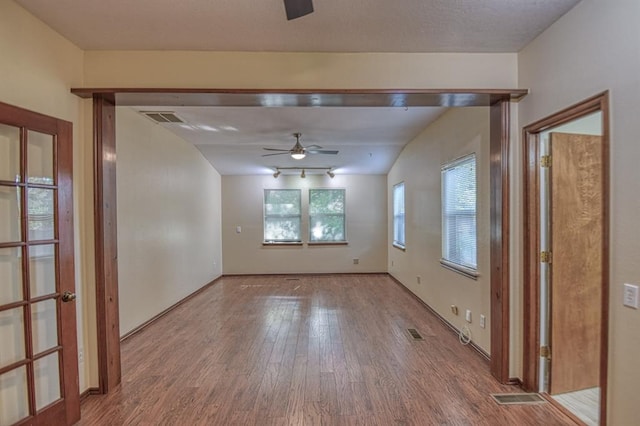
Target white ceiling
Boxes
[133,106,446,175]
[16,0,580,53]
[17,0,580,175]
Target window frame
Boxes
[263,189,302,244]
[308,188,347,244]
[392,181,406,250]
[440,153,479,279]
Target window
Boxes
[263,189,301,243]
[441,154,477,275]
[309,189,346,242]
[393,182,405,248]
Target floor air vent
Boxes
[491,393,546,405]
[407,328,424,340]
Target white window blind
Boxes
[263,189,301,242]
[309,189,346,242]
[393,182,405,248]
[441,154,477,271]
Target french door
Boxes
[0,101,79,425]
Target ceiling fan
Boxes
[284,0,314,20]
[262,133,338,160]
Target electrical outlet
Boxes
[465,309,472,323]
[353,258,359,265]
[236,226,242,233]
[451,305,458,315]
[78,348,84,363]
[416,276,421,284]
[624,283,639,309]
[480,314,486,328]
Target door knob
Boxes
[61,291,76,303]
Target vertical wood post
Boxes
[93,94,121,392]
[489,98,510,383]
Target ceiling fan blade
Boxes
[284,0,314,20]
[307,150,339,155]
[262,152,290,157]
[263,148,291,152]
[305,144,322,149]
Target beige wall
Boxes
[0,0,97,392]
[518,0,640,423]
[222,174,387,274]
[387,107,492,352]
[116,107,222,335]
[83,51,517,89]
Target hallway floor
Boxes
[79,274,573,425]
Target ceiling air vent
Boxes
[140,111,184,124]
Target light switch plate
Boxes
[465,309,472,323]
[623,284,639,309]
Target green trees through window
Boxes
[309,189,345,242]
[263,189,301,242]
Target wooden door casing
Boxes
[549,132,602,395]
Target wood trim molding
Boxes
[93,94,121,393]
[489,99,511,383]
[521,91,610,424]
[79,387,100,403]
[71,87,528,104]
[120,276,223,342]
[388,274,491,363]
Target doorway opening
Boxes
[522,92,609,426]
[74,88,524,395]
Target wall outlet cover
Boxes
[465,309,472,323]
[623,283,639,309]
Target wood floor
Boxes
[79,274,575,425]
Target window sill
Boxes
[262,241,303,246]
[440,259,479,280]
[392,243,406,251]
[307,241,348,246]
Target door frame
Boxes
[521,92,610,423]
[74,88,525,392]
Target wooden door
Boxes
[0,101,79,425]
[549,132,602,395]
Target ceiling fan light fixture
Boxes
[291,152,306,160]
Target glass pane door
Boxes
[0,110,78,425]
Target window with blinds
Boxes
[441,154,477,273]
[393,182,405,248]
[263,189,302,242]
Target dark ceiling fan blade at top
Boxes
[262,152,290,157]
[263,147,291,152]
[284,0,314,20]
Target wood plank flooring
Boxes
[78,274,575,425]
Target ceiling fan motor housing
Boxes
[284,0,314,20]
